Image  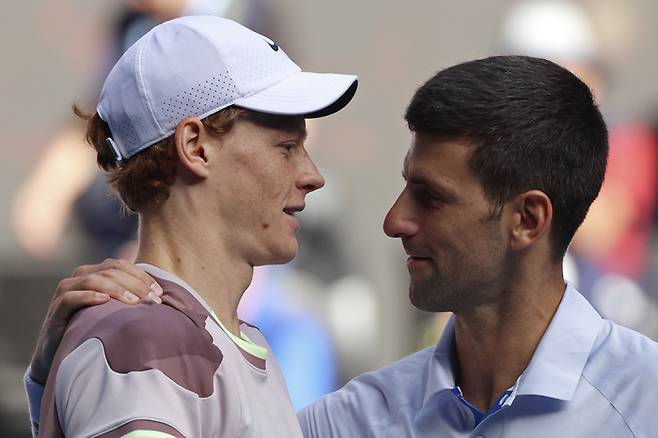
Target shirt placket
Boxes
[451,379,520,438]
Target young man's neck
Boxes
[135,214,253,337]
[453,267,565,413]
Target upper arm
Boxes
[55,338,194,437]
[50,301,223,437]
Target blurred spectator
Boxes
[12,0,233,261]
[501,0,658,337]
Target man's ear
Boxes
[508,190,553,251]
[174,117,210,179]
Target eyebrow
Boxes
[402,167,459,203]
[275,128,307,144]
[287,125,308,140]
[245,113,307,140]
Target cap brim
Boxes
[234,72,358,118]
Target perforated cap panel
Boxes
[160,72,240,127]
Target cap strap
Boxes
[105,137,124,166]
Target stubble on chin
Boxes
[409,276,460,313]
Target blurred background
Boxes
[2,0,658,435]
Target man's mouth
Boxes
[406,255,430,261]
[406,255,432,272]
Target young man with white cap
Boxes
[30,15,357,438]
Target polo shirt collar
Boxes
[422,283,603,407]
[515,283,603,400]
[423,317,458,407]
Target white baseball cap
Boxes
[98,15,358,162]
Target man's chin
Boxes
[409,282,453,313]
[409,284,431,311]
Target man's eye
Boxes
[420,191,434,203]
[411,187,429,201]
[412,187,443,207]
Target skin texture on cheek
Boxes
[206,117,316,266]
[225,131,299,264]
[399,137,512,314]
[410,214,508,314]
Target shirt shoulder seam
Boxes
[580,373,636,437]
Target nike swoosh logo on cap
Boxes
[262,36,279,52]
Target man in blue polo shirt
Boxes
[27,56,658,437]
[297,56,658,437]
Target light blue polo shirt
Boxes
[298,284,658,437]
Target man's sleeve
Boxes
[297,396,361,438]
[24,367,45,437]
[297,404,324,438]
[54,338,203,437]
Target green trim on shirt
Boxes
[210,311,268,360]
[121,430,177,438]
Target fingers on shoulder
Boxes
[59,290,110,309]
[65,259,160,303]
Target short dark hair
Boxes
[405,56,608,260]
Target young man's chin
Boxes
[260,241,298,266]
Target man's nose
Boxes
[383,190,419,238]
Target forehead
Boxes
[405,135,468,177]
[224,116,307,154]
[243,113,307,138]
[404,134,484,196]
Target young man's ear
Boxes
[174,117,210,178]
[507,190,553,251]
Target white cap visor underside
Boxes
[234,71,358,118]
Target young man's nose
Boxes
[297,157,326,193]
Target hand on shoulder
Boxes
[29,258,162,383]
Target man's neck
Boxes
[135,214,253,337]
[453,272,565,412]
